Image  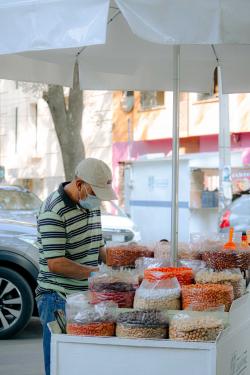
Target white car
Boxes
[101,201,141,244]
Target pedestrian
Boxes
[36,158,116,375]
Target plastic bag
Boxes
[88,268,139,308]
[134,278,181,310]
[182,284,234,312]
[106,244,154,267]
[66,296,117,336]
[169,312,224,341]
[202,248,250,271]
[144,267,193,286]
[116,310,168,339]
[178,240,202,260]
[135,257,171,280]
[154,240,171,259]
[195,268,246,299]
[178,259,206,274]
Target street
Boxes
[0,318,44,375]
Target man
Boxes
[36,158,116,375]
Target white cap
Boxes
[75,158,117,201]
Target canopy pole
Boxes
[171,45,180,266]
[218,66,232,216]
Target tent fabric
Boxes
[116,0,250,44]
[0,1,250,93]
[0,0,109,54]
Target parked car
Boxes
[219,194,250,232]
[0,184,140,338]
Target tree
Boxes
[20,62,85,180]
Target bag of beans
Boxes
[195,268,246,300]
[116,310,168,339]
[106,243,154,267]
[169,312,224,342]
[144,267,194,286]
[88,268,139,308]
[182,284,234,312]
[66,295,117,337]
[134,278,181,311]
[135,257,171,281]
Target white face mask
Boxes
[78,184,101,210]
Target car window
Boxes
[231,196,250,214]
[100,201,126,217]
[0,190,42,210]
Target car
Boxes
[0,184,140,338]
[219,193,250,233]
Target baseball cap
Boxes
[75,158,117,201]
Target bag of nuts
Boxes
[66,295,117,337]
[133,278,181,311]
[144,267,194,286]
[169,312,224,342]
[116,310,168,339]
[135,257,171,281]
[182,284,234,312]
[195,268,246,300]
[106,244,154,267]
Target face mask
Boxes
[78,184,101,210]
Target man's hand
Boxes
[99,246,107,264]
[47,257,99,280]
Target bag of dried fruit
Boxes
[134,278,181,310]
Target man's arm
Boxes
[47,257,98,280]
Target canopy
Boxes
[1,0,250,93]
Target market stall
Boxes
[48,237,250,375]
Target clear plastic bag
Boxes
[169,312,224,342]
[66,295,117,336]
[88,268,139,308]
[178,239,202,260]
[144,267,193,286]
[106,244,154,267]
[195,268,246,299]
[116,310,168,339]
[134,278,181,310]
[154,240,171,260]
[178,259,206,274]
[135,257,171,280]
[182,284,234,312]
[202,248,250,271]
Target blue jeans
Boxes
[36,292,66,375]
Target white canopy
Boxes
[0,0,250,93]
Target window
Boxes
[140,91,165,110]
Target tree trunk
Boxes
[43,62,85,180]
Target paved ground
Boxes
[0,317,44,375]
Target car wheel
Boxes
[0,267,34,339]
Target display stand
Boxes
[50,291,250,375]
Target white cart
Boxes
[51,293,250,375]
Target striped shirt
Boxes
[36,182,104,297]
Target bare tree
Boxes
[20,62,85,180]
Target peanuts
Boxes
[202,250,250,271]
[169,316,223,341]
[134,296,181,310]
[67,322,115,336]
[144,267,193,286]
[116,323,167,339]
[106,245,154,267]
[182,284,234,312]
[195,270,246,299]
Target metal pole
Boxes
[218,66,232,215]
[171,45,180,266]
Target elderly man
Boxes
[36,158,116,375]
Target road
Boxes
[0,317,44,375]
